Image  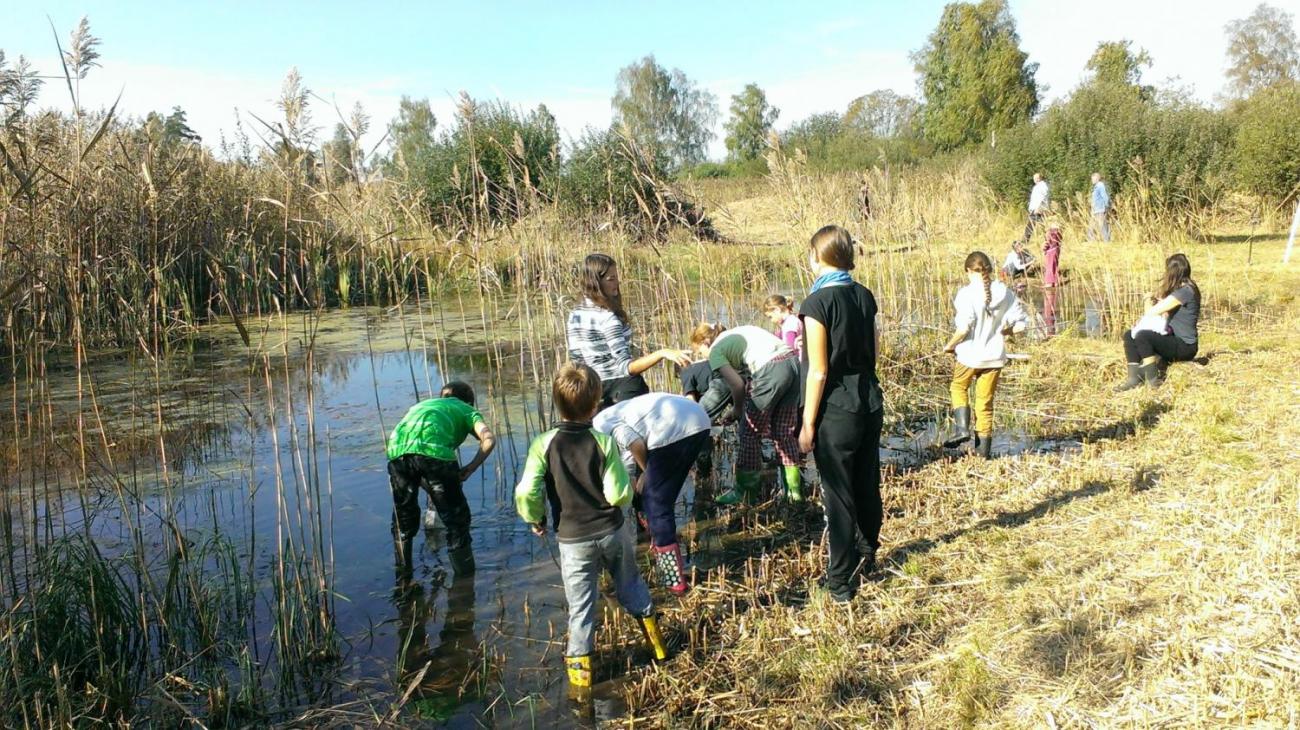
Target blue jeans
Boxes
[558,520,654,657]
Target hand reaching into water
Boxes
[530,522,545,536]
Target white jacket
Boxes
[953,280,1028,369]
[1027,180,1049,213]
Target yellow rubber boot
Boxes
[639,615,669,661]
[565,655,592,699]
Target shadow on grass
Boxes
[1053,399,1171,443]
[884,479,1112,573]
[1197,233,1281,244]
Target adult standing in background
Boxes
[1088,172,1111,242]
[567,253,690,409]
[1022,173,1049,243]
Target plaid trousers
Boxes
[738,396,801,471]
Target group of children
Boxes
[383,233,1035,701]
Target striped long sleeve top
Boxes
[565,299,637,381]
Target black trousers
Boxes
[813,404,884,594]
[1122,330,1197,364]
[599,374,649,411]
[388,454,472,550]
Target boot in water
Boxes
[781,465,804,503]
[975,434,992,459]
[652,543,689,595]
[565,654,592,701]
[638,614,669,661]
[942,406,972,447]
[715,470,759,506]
[1139,356,1164,388]
[1114,362,1143,392]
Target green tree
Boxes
[843,89,919,138]
[561,126,668,234]
[1087,41,1153,90]
[1234,81,1300,201]
[141,106,200,151]
[385,96,437,176]
[913,0,1039,150]
[1225,3,1300,98]
[985,82,1233,210]
[322,123,356,186]
[724,83,779,161]
[612,55,718,170]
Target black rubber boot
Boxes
[1140,357,1163,388]
[1114,363,1142,392]
[975,434,992,459]
[942,406,972,448]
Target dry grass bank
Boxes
[618,186,1299,726]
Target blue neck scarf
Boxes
[810,270,853,293]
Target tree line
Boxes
[5,1,1300,239]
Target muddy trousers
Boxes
[814,404,884,595]
[950,365,1001,437]
[388,454,472,551]
[641,431,710,546]
[558,520,654,657]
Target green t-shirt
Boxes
[707,325,790,375]
[386,397,484,462]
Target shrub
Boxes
[984,83,1234,210]
[1233,81,1300,203]
[414,98,560,226]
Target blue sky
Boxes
[7,1,1299,158]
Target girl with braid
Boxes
[940,251,1028,458]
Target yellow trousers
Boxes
[950,364,1001,436]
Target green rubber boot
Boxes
[715,470,759,506]
[782,466,804,503]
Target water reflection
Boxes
[394,544,481,723]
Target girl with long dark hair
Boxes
[566,254,690,409]
[1115,253,1201,390]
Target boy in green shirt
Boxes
[387,382,496,574]
[514,363,666,700]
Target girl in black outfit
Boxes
[797,225,884,603]
[1116,253,1201,390]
